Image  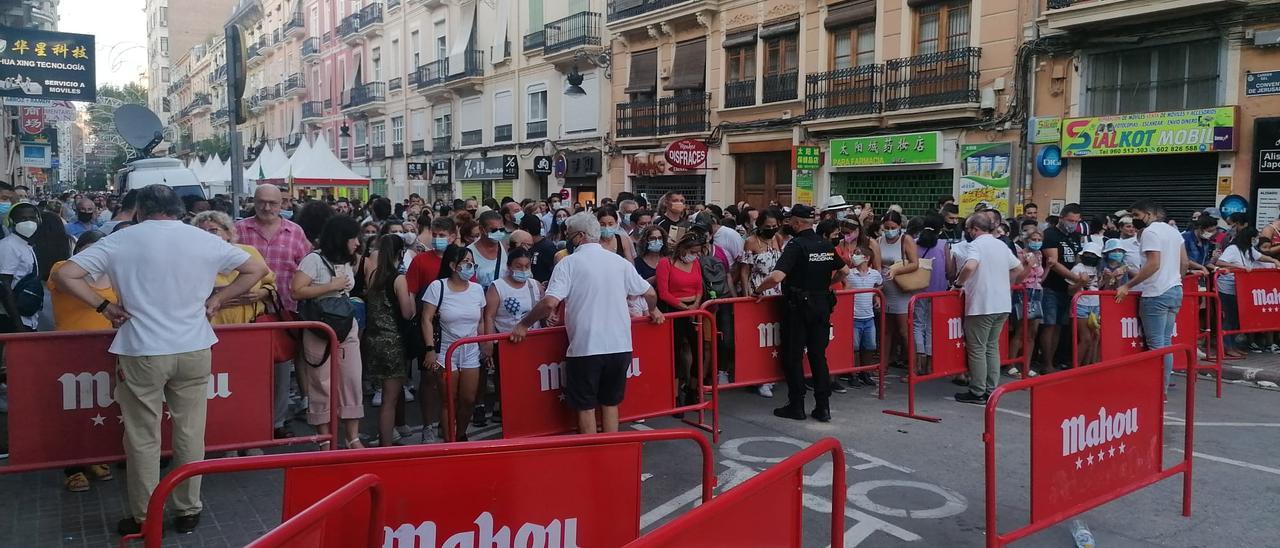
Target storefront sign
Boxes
[456,157,509,180]
[562,151,602,178]
[1061,107,1237,158]
[1219,194,1248,217]
[1218,176,1233,195]
[794,172,814,205]
[19,106,43,134]
[502,155,518,179]
[665,139,708,170]
[1031,117,1062,144]
[628,153,669,177]
[1036,144,1065,178]
[828,131,941,167]
[407,162,428,178]
[533,155,553,175]
[1253,118,1280,227]
[1246,70,1280,97]
[19,144,50,168]
[0,27,97,102]
[793,145,820,171]
[960,142,1012,214]
[430,158,451,178]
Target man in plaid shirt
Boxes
[235,185,311,438]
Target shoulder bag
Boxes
[298,253,356,367]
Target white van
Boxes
[115,158,208,202]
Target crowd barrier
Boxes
[0,322,340,474]
[1215,268,1280,379]
[441,309,719,442]
[983,345,1196,547]
[700,288,887,399]
[623,437,846,547]
[126,430,715,548]
[884,287,1030,422]
[246,474,383,548]
[1070,274,1222,397]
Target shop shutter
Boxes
[833,169,953,218]
[1079,153,1216,224]
[666,39,707,91]
[460,181,483,200]
[494,181,514,201]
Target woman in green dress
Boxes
[362,233,416,446]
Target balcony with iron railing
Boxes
[323,31,332,43]
[415,60,446,90]
[762,71,799,104]
[388,77,402,91]
[526,120,548,140]
[607,0,702,24]
[360,3,384,37]
[494,124,513,142]
[302,100,325,120]
[723,79,755,108]
[433,136,451,152]
[393,142,404,156]
[371,145,386,160]
[302,37,321,59]
[270,30,282,48]
[524,30,545,53]
[444,50,485,86]
[342,81,387,114]
[544,11,601,57]
[388,0,402,11]
[615,92,711,138]
[190,93,213,113]
[461,129,482,146]
[882,47,981,112]
[246,41,262,62]
[284,12,305,37]
[411,139,426,154]
[805,63,884,121]
[338,13,361,41]
[283,73,305,96]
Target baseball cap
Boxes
[1202,207,1221,220]
[787,204,817,220]
[1081,241,1103,256]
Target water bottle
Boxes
[1070,519,1095,548]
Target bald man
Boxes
[67,198,100,238]
[509,229,534,252]
[234,184,312,439]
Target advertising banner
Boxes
[3,329,274,466]
[0,27,97,102]
[828,132,941,168]
[1252,118,1280,227]
[929,293,969,378]
[1098,295,1142,362]
[1029,353,1163,522]
[794,172,814,206]
[283,443,642,548]
[728,294,857,386]
[959,142,1012,215]
[19,144,50,168]
[1030,117,1063,144]
[1231,269,1280,333]
[1061,107,1236,158]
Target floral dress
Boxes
[740,244,783,296]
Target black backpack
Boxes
[700,248,731,299]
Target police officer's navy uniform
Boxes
[769,205,846,421]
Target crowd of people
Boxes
[0,175,1254,536]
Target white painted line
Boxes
[994,407,1030,419]
[1165,421,1280,427]
[630,422,655,431]
[1171,448,1280,476]
[640,473,653,482]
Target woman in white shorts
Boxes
[422,246,489,441]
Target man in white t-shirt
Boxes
[0,203,42,330]
[953,213,1023,404]
[510,212,663,434]
[55,184,268,537]
[1115,200,1189,396]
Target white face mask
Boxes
[14,220,37,238]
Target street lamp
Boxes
[338,123,351,165]
[564,65,586,96]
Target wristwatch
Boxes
[96,300,111,314]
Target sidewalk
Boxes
[1222,351,1280,386]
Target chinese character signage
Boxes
[1246,70,1280,97]
[457,157,509,180]
[960,142,1012,215]
[407,162,427,178]
[1061,106,1237,158]
[502,155,519,179]
[828,132,941,168]
[1030,116,1062,144]
[19,106,43,134]
[0,27,96,102]
[793,146,820,171]
[430,159,451,178]
[562,151,601,178]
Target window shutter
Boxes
[625,49,658,94]
[825,0,875,30]
[723,29,757,48]
[759,19,799,39]
[666,39,707,91]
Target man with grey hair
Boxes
[510,212,663,434]
[55,184,269,536]
[67,197,101,238]
[953,213,1024,404]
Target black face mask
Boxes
[830,237,841,246]
[781,224,796,237]
[1131,218,1148,230]
[963,231,975,242]
[77,211,94,223]
[1081,256,1100,267]
[757,227,778,238]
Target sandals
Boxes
[345,438,364,449]
[88,464,114,481]
[65,472,90,492]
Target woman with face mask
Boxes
[909,213,952,377]
[596,208,636,263]
[635,226,667,281]
[421,246,489,442]
[656,232,704,407]
[1217,227,1280,357]
[877,210,921,369]
[479,247,544,425]
[1010,228,1046,374]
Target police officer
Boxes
[755,204,849,422]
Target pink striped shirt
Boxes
[234,217,311,311]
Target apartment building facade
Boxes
[146,0,239,126]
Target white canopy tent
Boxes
[287,133,369,194]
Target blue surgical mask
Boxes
[883,228,902,239]
[281,210,293,220]
[646,240,663,253]
[432,237,449,252]
[1028,241,1043,251]
[1107,251,1126,263]
[514,211,525,223]
[0,202,11,216]
[601,227,616,238]
[488,230,508,242]
[457,265,476,279]
[511,269,531,283]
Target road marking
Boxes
[1171,448,1280,476]
[630,422,654,431]
[846,480,968,519]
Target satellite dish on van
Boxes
[114,104,165,157]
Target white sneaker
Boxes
[396,425,417,437]
[1026,369,1038,378]
[717,371,730,385]
[421,426,439,444]
[1197,348,1207,359]
[403,386,416,403]
[757,383,775,398]
[1269,344,1280,355]
[371,389,383,407]
[244,448,265,456]
[1007,368,1020,377]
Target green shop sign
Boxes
[829,132,941,168]
[1061,106,1237,158]
[793,146,821,171]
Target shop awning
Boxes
[625,49,657,94]
[666,39,706,91]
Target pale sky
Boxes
[58,0,147,89]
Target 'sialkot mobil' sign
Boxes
[1061,107,1236,158]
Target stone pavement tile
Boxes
[1222,349,1280,385]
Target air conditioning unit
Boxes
[1255,29,1280,48]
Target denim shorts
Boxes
[854,317,877,351]
[1041,289,1071,326]
[1074,303,1100,320]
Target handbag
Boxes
[297,253,356,367]
[892,258,933,292]
[252,287,298,364]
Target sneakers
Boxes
[472,405,488,427]
[954,392,988,405]
[831,379,849,394]
[856,372,875,387]
[1269,344,1280,354]
[421,426,440,444]
[810,406,832,422]
[371,389,383,407]
[174,513,201,534]
[1006,367,1020,378]
[757,383,775,398]
[716,371,731,386]
[1249,342,1265,353]
[395,425,417,438]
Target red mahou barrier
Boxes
[984,345,1196,547]
[441,309,719,442]
[124,430,715,548]
[0,321,342,474]
[246,474,384,548]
